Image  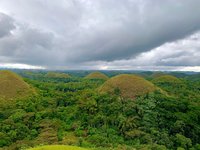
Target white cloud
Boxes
[177,66,200,72]
[0,63,45,69]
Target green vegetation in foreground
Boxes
[28,145,89,150]
[0,70,200,150]
[99,74,156,99]
[84,72,109,80]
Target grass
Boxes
[45,72,71,78]
[99,74,156,99]
[152,75,186,96]
[0,70,32,99]
[152,75,183,85]
[27,145,89,150]
[85,72,109,80]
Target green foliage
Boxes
[45,72,71,78]
[0,70,200,150]
[99,74,156,99]
[84,72,109,80]
[0,70,33,99]
[175,134,192,149]
[28,145,89,150]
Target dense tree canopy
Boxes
[0,70,200,150]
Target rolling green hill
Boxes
[152,75,184,87]
[99,74,156,99]
[151,75,186,96]
[0,70,32,99]
[84,72,109,80]
[151,72,166,78]
[45,72,71,78]
[1,70,200,150]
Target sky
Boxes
[0,0,200,71]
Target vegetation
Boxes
[150,72,166,78]
[152,75,182,84]
[0,70,33,99]
[0,70,200,150]
[99,74,156,99]
[28,145,89,150]
[45,72,71,78]
[152,75,186,96]
[84,72,109,80]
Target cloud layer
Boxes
[0,13,15,38]
[0,0,200,70]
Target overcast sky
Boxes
[0,0,200,71]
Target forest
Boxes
[0,70,200,150]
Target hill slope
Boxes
[152,75,183,86]
[0,70,32,99]
[99,74,156,99]
[45,72,71,78]
[151,72,166,78]
[85,72,109,80]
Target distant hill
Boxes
[0,70,32,99]
[152,75,183,86]
[151,72,166,78]
[184,73,200,81]
[45,72,71,78]
[85,72,109,80]
[99,74,156,99]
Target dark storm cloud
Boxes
[0,13,15,38]
[94,31,200,70]
[76,0,200,62]
[0,0,200,69]
[0,26,56,65]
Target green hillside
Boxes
[99,74,156,99]
[152,75,185,88]
[85,72,109,80]
[0,70,32,99]
[1,70,200,150]
[151,72,166,78]
[45,72,71,78]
